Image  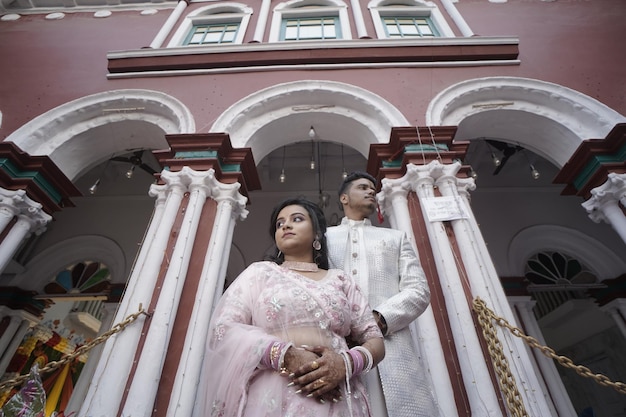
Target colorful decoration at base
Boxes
[1,326,86,416]
[0,365,46,417]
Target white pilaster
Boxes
[0,315,35,375]
[171,179,248,417]
[403,161,502,415]
[150,0,188,48]
[253,0,272,42]
[350,0,368,38]
[80,172,186,417]
[509,297,576,416]
[123,168,213,417]
[0,313,22,358]
[378,177,458,417]
[582,173,626,245]
[437,160,555,416]
[0,197,51,274]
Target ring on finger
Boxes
[311,361,319,370]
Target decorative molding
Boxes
[0,142,81,214]
[153,133,261,199]
[107,37,519,75]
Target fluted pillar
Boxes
[80,172,187,417]
[123,168,217,417]
[400,161,503,415]
[582,173,626,245]
[436,160,555,416]
[171,179,248,417]
[509,297,576,416]
[0,308,38,375]
[378,177,459,417]
[0,188,51,274]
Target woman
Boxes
[195,198,385,417]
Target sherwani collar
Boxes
[340,217,372,227]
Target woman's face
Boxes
[274,204,315,258]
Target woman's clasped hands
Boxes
[284,345,346,404]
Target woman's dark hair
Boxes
[265,197,329,269]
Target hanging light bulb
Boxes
[530,164,540,180]
[89,179,100,195]
[125,165,135,179]
[279,169,286,183]
[491,152,502,167]
[468,167,478,179]
[310,156,315,170]
[309,126,316,139]
[342,169,348,180]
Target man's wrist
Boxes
[373,310,388,335]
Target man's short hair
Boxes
[338,171,377,196]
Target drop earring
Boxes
[312,238,321,251]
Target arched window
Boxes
[368,0,454,39]
[525,251,602,318]
[168,3,253,47]
[270,0,352,42]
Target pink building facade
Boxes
[0,0,625,416]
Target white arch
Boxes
[5,89,195,179]
[426,76,626,166]
[212,80,408,161]
[507,225,626,280]
[9,235,127,292]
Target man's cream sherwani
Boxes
[326,217,439,417]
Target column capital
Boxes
[581,172,626,223]
[154,132,260,200]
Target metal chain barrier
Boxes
[473,298,529,417]
[0,305,151,393]
[473,298,626,400]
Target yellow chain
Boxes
[473,298,529,417]
[0,305,150,393]
[473,297,626,399]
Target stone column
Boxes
[509,297,576,416]
[122,168,216,417]
[169,179,248,417]
[0,310,38,375]
[582,173,626,245]
[149,0,189,48]
[80,171,187,417]
[436,160,555,416]
[0,188,51,274]
[400,161,503,415]
[378,177,459,417]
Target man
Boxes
[326,171,439,417]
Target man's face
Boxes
[341,178,376,219]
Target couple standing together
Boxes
[194,172,439,417]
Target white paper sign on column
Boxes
[422,196,468,222]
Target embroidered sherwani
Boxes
[327,218,439,417]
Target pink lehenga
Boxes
[193,261,383,417]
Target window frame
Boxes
[168,3,252,47]
[280,15,342,41]
[369,0,454,39]
[183,19,242,45]
[269,0,352,43]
